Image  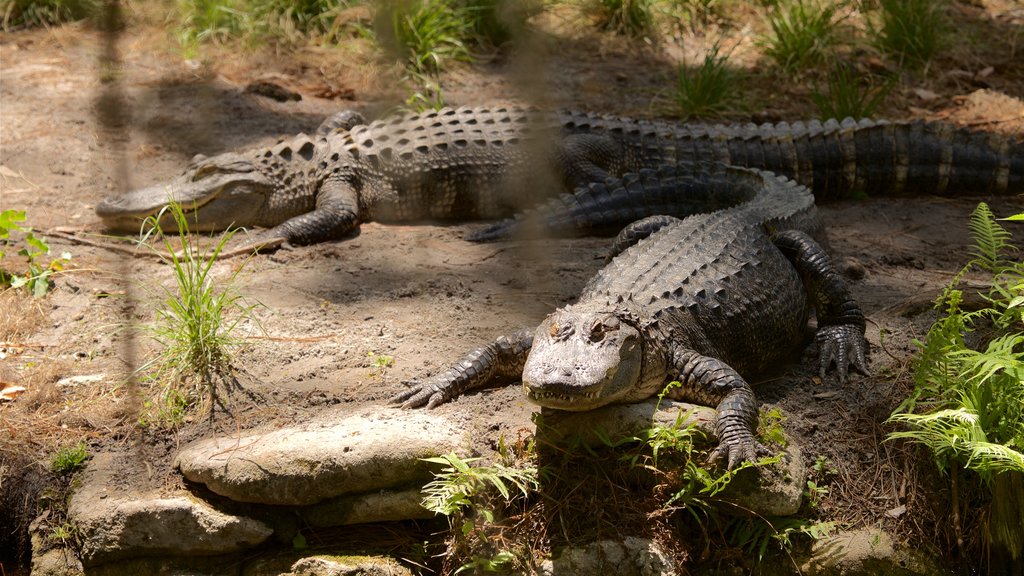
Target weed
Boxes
[871,0,947,67]
[811,62,892,119]
[887,203,1024,562]
[0,209,72,297]
[761,0,844,74]
[50,443,89,475]
[591,0,656,38]
[137,200,261,425]
[1,0,98,30]
[366,351,395,379]
[805,479,830,508]
[759,406,788,447]
[727,516,837,562]
[456,0,536,48]
[175,0,248,54]
[375,0,472,74]
[674,42,741,119]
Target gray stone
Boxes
[718,445,807,517]
[539,399,716,448]
[537,537,677,576]
[801,528,948,575]
[175,406,468,506]
[300,488,434,528]
[69,453,272,567]
[84,555,244,576]
[242,553,413,576]
[540,399,806,517]
[30,535,83,576]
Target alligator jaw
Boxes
[96,156,273,233]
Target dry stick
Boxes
[44,227,263,261]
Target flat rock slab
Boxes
[537,537,678,576]
[69,453,272,567]
[175,406,469,506]
[242,553,413,576]
[539,399,716,447]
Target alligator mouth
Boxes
[524,383,604,410]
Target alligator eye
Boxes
[191,163,218,181]
[549,322,559,338]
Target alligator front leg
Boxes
[771,229,869,382]
[265,176,363,247]
[669,349,768,469]
[393,329,534,409]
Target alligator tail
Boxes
[705,119,1024,200]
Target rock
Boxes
[801,528,946,575]
[540,399,805,517]
[175,406,469,506]
[69,453,273,567]
[83,555,244,576]
[300,488,434,528]
[242,553,413,576]
[30,535,83,576]
[536,537,677,576]
[539,399,716,448]
[718,444,807,517]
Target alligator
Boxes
[392,162,869,468]
[95,106,1024,250]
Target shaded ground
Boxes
[2,1,1023,574]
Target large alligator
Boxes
[95,106,1023,250]
[392,162,869,468]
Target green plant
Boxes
[591,0,656,37]
[138,200,261,422]
[421,453,538,518]
[761,0,844,74]
[1,0,98,30]
[871,0,947,67]
[674,42,741,119]
[50,443,89,475]
[0,209,71,297]
[176,0,248,52]
[727,516,836,562]
[455,0,536,47]
[811,62,892,119]
[375,0,472,74]
[366,351,395,378]
[887,202,1024,561]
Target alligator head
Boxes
[96,152,275,233]
[522,305,643,411]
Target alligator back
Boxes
[581,164,819,378]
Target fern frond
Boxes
[967,202,1016,273]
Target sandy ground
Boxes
[2,4,1024,573]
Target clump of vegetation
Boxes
[421,448,538,573]
[888,203,1024,566]
[810,62,891,119]
[870,0,948,67]
[760,0,844,74]
[137,200,261,427]
[49,442,90,475]
[1,0,98,30]
[590,0,656,38]
[0,209,72,297]
[675,42,741,119]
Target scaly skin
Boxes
[394,162,869,469]
[96,106,1024,249]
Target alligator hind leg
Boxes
[315,110,368,138]
[607,215,681,260]
[393,329,535,409]
[771,229,869,382]
[669,349,770,469]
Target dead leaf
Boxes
[0,385,28,401]
[885,504,907,518]
[912,88,939,101]
[813,391,841,399]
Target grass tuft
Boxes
[374,0,472,74]
[871,0,947,68]
[137,200,260,426]
[590,0,656,38]
[674,43,741,119]
[761,0,843,74]
[50,442,89,475]
[811,63,892,120]
[1,0,98,30]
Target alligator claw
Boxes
[708,434,770,470]
[391,378,445,409]
[465,220,515,243]
[816,324,870,384]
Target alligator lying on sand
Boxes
[96,106,1024,250]
[393,162,868,468]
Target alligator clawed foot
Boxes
[708,435,771,470]
[391,379,445,409]
[816,324,870,384]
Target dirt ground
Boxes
[1,1,1024,574]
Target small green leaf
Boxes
[292,532,306,550]
[999,214,1024,221]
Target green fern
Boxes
[966,202,1016,273]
